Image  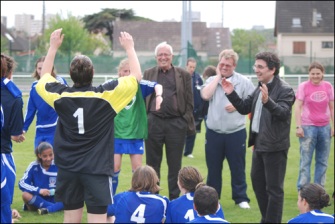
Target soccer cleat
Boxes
[38,208,49,215]
[186,154,194,158]
[238,201,250,209]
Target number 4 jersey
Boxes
[107,191,169,223]
[35,73,138,176]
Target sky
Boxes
[1,1,276,30]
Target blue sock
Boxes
[112,170,120,195]
[47,202,64,213]
[28,195,53,209]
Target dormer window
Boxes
[292,18,301,27]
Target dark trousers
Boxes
[145,113,187,200]
[251,150,288,223]
[205,128,249,203]
[184,119,202,156]
[184,134,196,156]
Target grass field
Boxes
[10,95,334,223]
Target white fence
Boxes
[11,73,334,94]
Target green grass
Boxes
[11,96,334,223]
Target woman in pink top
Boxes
[295,61,334,191]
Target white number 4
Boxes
[73,108,85,134]
[131,204,146,223]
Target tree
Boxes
[1,36,9,54]
[82,8,152,47]
[231,29,266,58]
[37,13,110,57]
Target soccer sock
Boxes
[28,195,53,209]
[47,202,64,213]
[112,170,120,195]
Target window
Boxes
[293,41,306,54]
[322,41,333,49]
[292,18,301,27]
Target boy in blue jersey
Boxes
[23,56,67,148]
[35,29,142,223]
[288,183,334,223]
[189,184,229,223]
[19,142,64,215]
[112,58,163,195]
[107,165,169,223]
[166,166,225,223]
[1,53,26,223]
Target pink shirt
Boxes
[296,80,334,126]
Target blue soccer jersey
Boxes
[166,192,225,223]
[19,160,58,199]
[188,214,230,223]
[288,210,334,223]
[24,76,67,148]
[108,191,169,223]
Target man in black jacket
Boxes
[221,52,295,223]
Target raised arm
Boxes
[40,28,64,79]
[119,32,142,82]
[201,64,222,100]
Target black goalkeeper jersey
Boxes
[36,74,138,176]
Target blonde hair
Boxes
[117,58,129,75]
[130,165,161,193]
[218,49,239,65]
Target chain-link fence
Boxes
[12,53,334,77]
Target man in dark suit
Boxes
[143,41,195,200]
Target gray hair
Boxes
[154,41,173,56]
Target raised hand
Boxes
[221,77,234,94]
[49,28,64,50]
[119,32,135,51]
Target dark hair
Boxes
[202,65,216,80]
[308,61,325,73]
[194,183,218,216]
[69,55,94,87]
[130,165,161,193]
[178,166,204,193]
[32,56,56,80]
[34,142,53,163]
[1,53,17,78]
[255,52,280,76]
[186,57,197,65]
[300,183,330,210]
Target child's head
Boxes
[298,183,330,213]
[177,166,204,193]
[117,59,130,77]
[35,142,54,167]
[193,183,219,216]
[130,165,161,193]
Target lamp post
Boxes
[5,33,14,56]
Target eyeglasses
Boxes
[157,53,172,57]
[220,63,233,68]
[252,65,268,70]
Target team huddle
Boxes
[1,28,334,223]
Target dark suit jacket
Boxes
[143,65,196,135]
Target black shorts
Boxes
[55,168,113,207]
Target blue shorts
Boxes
[114,139,144,155]
[35,126,56,149]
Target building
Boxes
[112,20,231,62]
[275,1,334,73]
[14,13,56,36]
